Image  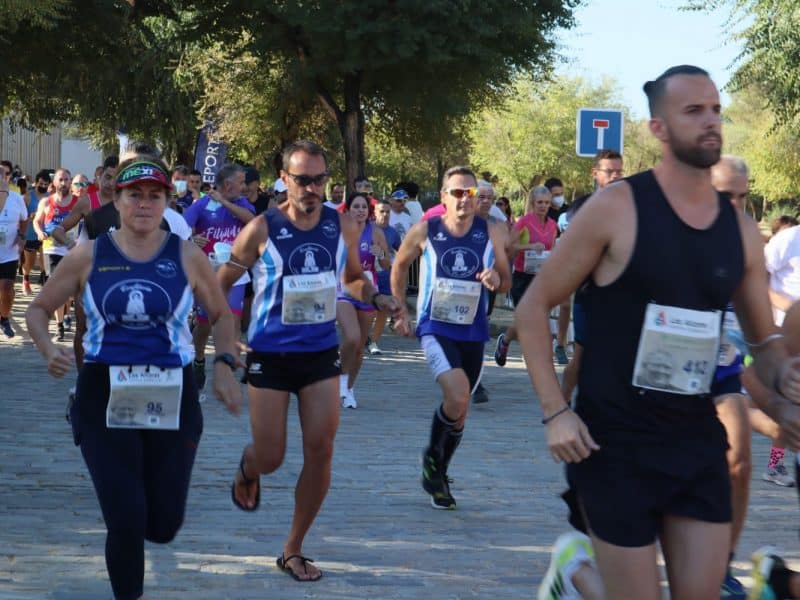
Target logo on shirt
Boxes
[248,362,262,374]
[471,229,487,244]
[440,247,480,278]
[154,259,178,279]
[102,279,172,330]
[433,232,447,242]
[288,243,334,275]
[655,310,667,327]
[321,220,338,239]
[360,241,369,252]
[276,227,293,240]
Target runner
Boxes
[0,172,28,338]
[336,191,391,408]
[33,168,77,341]
[391,165,511,509]
[366,198,401,355]
[25,154,242,600]
[21,170,51,295]
[494,186,556,367]
[518,65,800,598]
[182,163,255,394]
[220,141,401,581]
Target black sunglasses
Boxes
[285,172,329,187]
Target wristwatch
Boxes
[213,352,236,370]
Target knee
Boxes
[303,435,334,464]
[728,451,752,487]
[146,516,183,544]
[253,451,284,475]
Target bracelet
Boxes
[370,292,382,309]
[541,405,570,425]
[746,333,784,350]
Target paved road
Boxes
[2,284,800,599]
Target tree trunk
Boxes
[340,72,365,188]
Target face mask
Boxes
[174,180,187,194]
[552,195,565,208]
[206,200,222,211]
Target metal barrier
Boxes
[407,256,420,293]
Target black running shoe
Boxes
[56,323,65,342]
[471,382,490,404]
[421,453,456,510]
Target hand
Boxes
[191,234,209,248]
[545,409,600,463]
[392,306,414,337]
[45,345,73,378]
[375,293,402,318]
[369,244,385,259]
[213,363,242,416]
[778,356,800,403]
[531,242,545,253]
[37,231,47,241]
[476,268,500,291]
[773,398,800,451]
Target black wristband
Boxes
[370,292,382,309]
[541,405,570,425]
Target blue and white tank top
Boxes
[82,233,194,368]
[416,216,494,342]
[248,206,346,352]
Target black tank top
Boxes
[84,202,170,240]
[576,170,744,445]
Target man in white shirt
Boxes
[764,223,800,325]
[388,189,414,240]
[398,181,424,224]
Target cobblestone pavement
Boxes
[1,283,799,599]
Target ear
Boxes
[648,117,668,142]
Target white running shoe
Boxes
[342,389,358,409]
[537,531,595,600]
[367,341,382,355]
[763,463,795,487]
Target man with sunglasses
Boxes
[219,140,402,581]
[391,166,511,509]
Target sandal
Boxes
[276,553,323,582]
[230,454,260,512]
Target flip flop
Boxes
[276,553,323,582]
[230,454,260,512]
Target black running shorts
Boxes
[245,346,341,394]
[510,271,535,306]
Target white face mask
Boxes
[174,180,187,194]
[552,195,565,208]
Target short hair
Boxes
[122,141,160,160]
[376,198,391,208]
[345,191,371,210]
[594,149,622,165]
[0,160,12,172]
[171,165,190,177]
[34,169,51,182]
[215,163,245,187]
[543,177,563,190]
[354,176,370,185]
[331,182,344,189]
[397,180,419,199]
[189,169,201,177]
[713,154,749,180]
[54,167,71,178]
[477,179,494,191]
[441,166,477,188]
[772,214,799,235]
[103,155,119,170]
[281,140,328,171]
[643,65,710,117]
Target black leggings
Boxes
[70,363,203,600]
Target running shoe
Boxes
[23,279,32,295]
[421,452,456,509]
[748,546,783,600]
[471,382,490,404]
[192,359,206,391]
[341,389,357,409]
[720,568,746,599]
[554,345,569,366]
[0,318,14,339]
[494,333,508,367]
[367,340,382,356]
[537,531,595,600]
[38,271,46,285]
[763,464,795,487]
[63,315,72,331]
[55,322,65,342]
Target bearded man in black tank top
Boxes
[519,65,800,600]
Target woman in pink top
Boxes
[494,186,556,366]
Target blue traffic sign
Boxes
[576,108,624,157]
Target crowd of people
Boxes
[3,64,800,599]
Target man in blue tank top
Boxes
[391,165,511,510]
[218,141,401,582]
[518,65,800,599]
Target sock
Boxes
[427,403,458,465]
[769,446,785,469]
[339,373,348,395]
[441,426,464,471]
[23,274,29,282]
[768,563,794,599]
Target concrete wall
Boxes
[60,137,103,179]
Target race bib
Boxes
[431,278,481,325]
[718,310,743,367]
[282,271,337,325]
[107,365,183,430]
[523,249,549,274]
[632,303,721,395]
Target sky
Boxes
[557,0,745,119]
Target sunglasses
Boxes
[73,181,89,188]
[286,172,329,187]
[444,187,478,199]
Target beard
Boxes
[668,127,721,169]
